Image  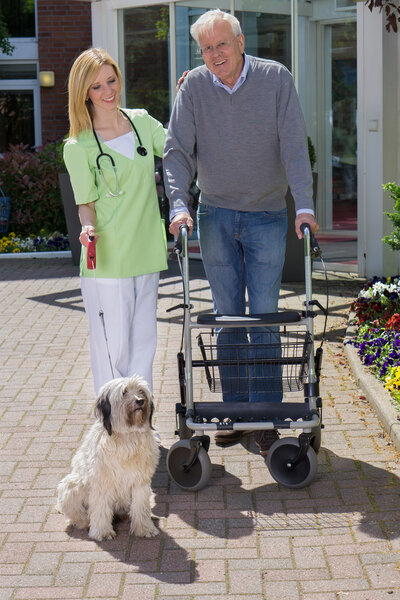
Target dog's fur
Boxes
[56,375,160,541]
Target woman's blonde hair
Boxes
[67,47,123,138]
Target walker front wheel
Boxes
[177,412,192,440]
[310,426,322,453]
[266,437,317,489]
[167,439,212,491]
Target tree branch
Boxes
[365,0,400,33]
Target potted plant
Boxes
[57,139,82,266]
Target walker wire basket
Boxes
[196,326,312,394]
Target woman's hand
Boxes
[79,225,99,247]
[176,70,189,92]
[78,203,98,247]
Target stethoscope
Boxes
[92,109,148,198]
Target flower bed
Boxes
[348,276,400,410]
[0,231,70,254]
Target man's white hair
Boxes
[190,9,242,44]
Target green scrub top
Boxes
[63,108,168,278]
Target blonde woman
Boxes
[64,47,167,395]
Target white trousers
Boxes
[81,273,159,396]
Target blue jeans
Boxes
[197,204,288,403]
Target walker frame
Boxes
[166,224,327,490]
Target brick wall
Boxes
[37,0,92,143]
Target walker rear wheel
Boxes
[266,437,317,489]
[167,439,212,491]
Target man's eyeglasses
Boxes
[199,36,239,56]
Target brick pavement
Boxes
[0,256,399,600]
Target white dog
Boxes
[56,375,160,541]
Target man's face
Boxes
[198,20,245,88]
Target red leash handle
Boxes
[87,236,96,270]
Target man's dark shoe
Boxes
[214,429,252,447]
[254,430,280,456]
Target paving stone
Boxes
[0,259,399,599]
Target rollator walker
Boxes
[166,223,327,491]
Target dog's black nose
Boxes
[136,398,144,407]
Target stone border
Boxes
[0,251,72,259]
[344,313,400,452]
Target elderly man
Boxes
[163,9,318,454]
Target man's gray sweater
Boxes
[163,55,314,215]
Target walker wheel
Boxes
[167,440,212,491]
[177,412,192,440]
[310,426,322,453]
[266,437,317,489]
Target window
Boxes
[0,89,35,151]
[121,6,170,125]
[0,63,37,79]
[175,3,231,75]
[0,1,39,151]
[236,11,291,69]
[1,0,36,38]
[335,0,357,10]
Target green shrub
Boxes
[382,182,400,251]
[0,140,67,235]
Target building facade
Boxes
[0,0,399,278]
[0,0,91,149]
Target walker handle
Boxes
[174,223,189,256]
[87,236,96,269]
[300,223,321,257]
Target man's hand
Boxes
[295,213,319,239]
[169,212,194,237]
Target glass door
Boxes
[331,21,357,231]
[316,19,357,267]
[322,20,357,232]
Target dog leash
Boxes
[87,236,115,380]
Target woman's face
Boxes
[87,63,120,114]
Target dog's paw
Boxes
[131,520,159,538]
[74,518,90,530]
[88,526,116,541]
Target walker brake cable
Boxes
[310,231,329,350]
[166,227,191,353]
[302,225,329,350]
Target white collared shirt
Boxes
[211,53,250,94]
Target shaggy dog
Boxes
[56,376,160,541]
